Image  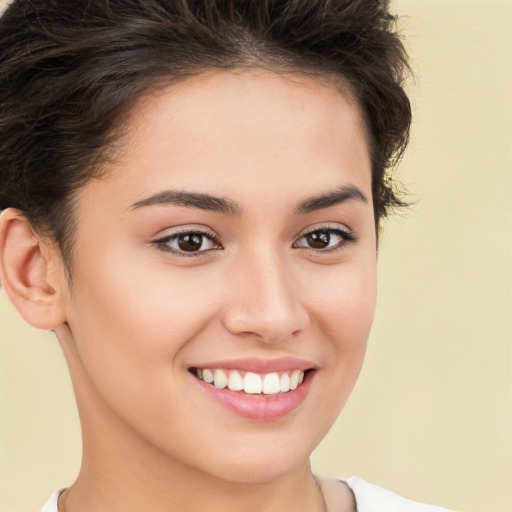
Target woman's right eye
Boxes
[154,231,222,255]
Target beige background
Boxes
[0,1,510,511]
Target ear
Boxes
[0,208,67,330]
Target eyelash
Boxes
[154,229,222,257]
[153,226,356,257]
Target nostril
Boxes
[221,309,309,344]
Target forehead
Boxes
[84,68,372,211]
[128,68,368,151]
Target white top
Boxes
[41,477,452,512]
[345,477,452,512]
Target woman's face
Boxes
[58,69,377,483]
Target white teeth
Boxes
[213,369,228,389]
[227,370,244,391]
[289,370,300,390]
[262,372,280,395]
[202,369,214,384]
[244,372,262,394]
[195,368,306,394]
[280,373,290,392]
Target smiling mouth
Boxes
[189,367,312,395]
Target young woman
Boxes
[0,1,452,510]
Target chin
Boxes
[187,431,319,485]
[208,457,307,485]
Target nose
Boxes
[221,250,310,343]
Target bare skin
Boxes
[0,69,375,512]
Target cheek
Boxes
[310,257,377,397]
[64,250,223,410]
[310,256,377,343]
[71,244,221,345]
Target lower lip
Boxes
[193,372,314,421]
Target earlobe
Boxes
[0,208,67,330]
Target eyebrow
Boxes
[294,184,368,215]
[130,184,367,217]
[130,190,243,217]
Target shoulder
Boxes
[320,476,453,512]
[40,488,65,512]
[344,476,453,512]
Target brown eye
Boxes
[305,231,331,249]
[155,230,221,255]
[177,233,204,252]
[294,227,355,251]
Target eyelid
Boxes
[151,223,218,239]
[296,222,355,239]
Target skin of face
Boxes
[45,69,377,510]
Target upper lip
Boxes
[190,357,316,373]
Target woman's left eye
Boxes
[293,228,355,251]
[154,231,221,255]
